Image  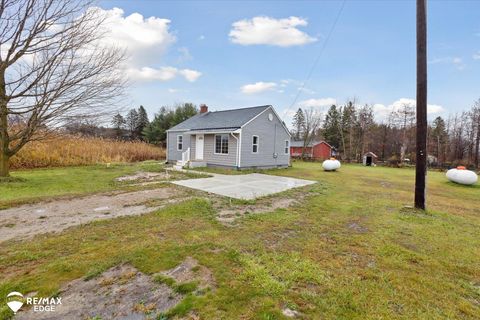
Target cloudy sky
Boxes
[99,0,480,125]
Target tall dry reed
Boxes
[11,136,165,169]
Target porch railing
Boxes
[181,147,190,164]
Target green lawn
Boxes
[0,162,479,319]
[0,161,166,208]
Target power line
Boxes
[286,0,347,114]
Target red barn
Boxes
[290,140,332,160]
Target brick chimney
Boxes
[200,104,208,113]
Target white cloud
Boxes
[128,67,202,82]
[428,56,465,70]
[229,16,317,47]
[298,87,316,95]
[178,69,202,82]
[298,98,336,108]
[93,7,201,82]
[241,82,277,94]
[372,103,390,120]
[374,98,445,121]
[473,52,480,60]
[198,35,205,41]
[98,7,176,66]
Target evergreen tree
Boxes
[111,113,125,138]
[431,116,448,164]
[136,105,149,139]
[322,105,342,148]
[125,108,139,139]
[143,103,198,145]
[292,108,305,140]
[355,105,374,160]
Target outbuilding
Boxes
[290,140,333,160]
[363,152,378,166]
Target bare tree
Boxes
[301,108,322,159]
[390,102,415,163]
[471,99,480,168]
[0,0,125,176]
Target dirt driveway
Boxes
[0,187,181,243]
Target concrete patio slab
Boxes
[172,173,316,200]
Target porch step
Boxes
[173,165,184,171]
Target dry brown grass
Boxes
[10,136,165,169]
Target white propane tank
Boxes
[446,166,478,185]
[322,158,341,171]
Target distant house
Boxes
[363,152,378,166]
[166,105,291,169]
[290,140,333,160]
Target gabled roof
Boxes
[167,105,271,132]
[290,140,332,148]
[364,151,378,157]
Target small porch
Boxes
[175,129,240,169]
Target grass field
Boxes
[0,162,479,319]
[0,161,167,208]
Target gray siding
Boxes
[167,131,190,162]
[203,134,238,167]
[240,108,290,168]
[190,135,196,160]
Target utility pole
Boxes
[415,0,427,210]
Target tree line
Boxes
[109,103,198,145]
[292,99,480,168]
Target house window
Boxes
[215,134,229,154]
[177,135,183,151]
[284,140,289,154]
[252,135,259,153]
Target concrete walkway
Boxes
[172,172,315,200]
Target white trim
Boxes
[252,135,259,154]
[177,135,183,151]
[284,140,290,155]
[238,129,242,167]
[230,132,239,167]
[166,131,169,160]
[195,134,204,160]
[213,133,229,155]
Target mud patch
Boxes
[16,264,181,320]
[380,181,393,188]
[346,221,369,233]
[161,256,216,291]
[214,185,322,225]
[0,188,184,243]
[282,307,301,318]
[16,258,216,320]
[217,198,296,224]
[116,171,167,182]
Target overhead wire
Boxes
[285,0,347,115]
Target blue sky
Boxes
[99,0,480,125]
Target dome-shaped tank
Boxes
[446,167,478,185]
[322,158,341,171]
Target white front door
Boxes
[195,134,204,160]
